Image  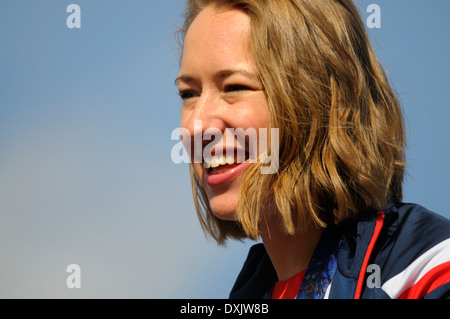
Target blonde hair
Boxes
[179,0,406,244]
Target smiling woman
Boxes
[177,6,271,224]
[175,0,450,299]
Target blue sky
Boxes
[0,0,449,298]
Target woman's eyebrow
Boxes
[215,69,260,82]
[174,69,260,86]
[174,74,197,86]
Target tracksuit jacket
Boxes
[229,203,450,299]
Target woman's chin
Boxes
[208,196,238,221]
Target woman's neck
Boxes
[259,214,323,281]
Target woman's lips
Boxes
[205,159,250,187]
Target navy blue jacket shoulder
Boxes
[229,203,450,299]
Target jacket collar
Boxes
[229,209,387,299]
[329,210,385,298]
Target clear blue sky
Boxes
[0,0,449,298]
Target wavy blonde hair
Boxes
[178,0,406,244]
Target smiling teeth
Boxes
[204,155,236,169]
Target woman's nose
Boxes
[182,91,227,161]
[184,91,227,138]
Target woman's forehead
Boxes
[180,6,253,78]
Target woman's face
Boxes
[177,6,270,220]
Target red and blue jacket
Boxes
[229,203,450,299]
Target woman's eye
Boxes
[178,90,198,100]
[224,85,251,93]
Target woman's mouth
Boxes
[204,153,251,187]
